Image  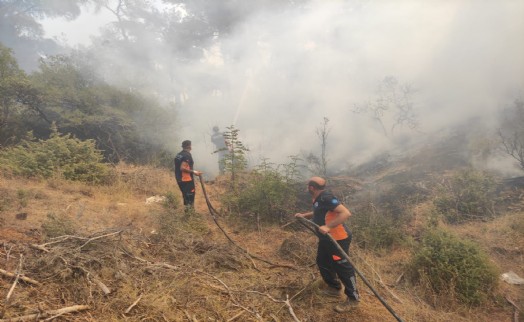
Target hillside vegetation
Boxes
[0,131,523,322]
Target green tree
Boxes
[29,54,176,164]
[0,0,88,70]
[216,125,249,184]
[0,43,49,145]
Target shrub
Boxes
[221,158,300,228]
[163,191,179,211]
[42,213,77,238]
[433,169,498,223]
[350,187,410,250]
[350,206,404,250]
[409,229,498,306]
[0,126,113,184]
[17,189,29,208]
[154,191,209,241]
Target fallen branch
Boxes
[124,295,143,314]
[29,244,50,253]
[505,296,520,322]
[31,235,88,252]
[79,231,123,250]
[280,221,295,229]
[3,243,13,261]
[246,291,300,322]
[394,272,405,286]
[0,305,89,322]
[0,269,40,286]
[30,231,123,253]
[198,270,237,302]
[230,304,264,322]
[92,277,111,295]
[198,271,264,321]
[199,270,300,322]
[276,278,315,314]
[5,258,21,303]
[226,310,245,322]
[183,310,198,322]
[120,247,178,270]
[73,266,111,295]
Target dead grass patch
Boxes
[1,166,522,322]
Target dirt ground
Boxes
[0,166,523,321]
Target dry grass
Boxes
[0,165,523,321]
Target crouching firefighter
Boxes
[295,176,360,313]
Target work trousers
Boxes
[177,180,195,206]
[316,236,359,301]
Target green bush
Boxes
[42,213,77,238]
[350,207,404,250]
[409,229,498,306]
[0,126,113,184]
[433,169,498,223]
[349,187,410,250]
[221,158,300,227]
[162,191,179,211]
[153,191,209,241]
[17,189,29,208]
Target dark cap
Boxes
[182,140,191,148]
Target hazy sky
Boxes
[40,0,524,176]
[42,6,111,46]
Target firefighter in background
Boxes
[174,140,202,211]
[211,126,228,174]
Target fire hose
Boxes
[197,176,404,321]
[296,216,405,322]
[197,176,295,269]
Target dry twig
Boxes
[226,310,245,322]
[124,294,143,314]
[120,247,178,270]
[0,304,89,322]
[246,291,301,322]
[276,278,315,314]
[0,269,40,286]
[199,270,300,322]
[31,231,123,252]
[5,255,23,304]
[505,296,520,322]
[79,230,123,250]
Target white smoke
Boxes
[41,0,524,177]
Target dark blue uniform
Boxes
[313,190,359,301]
[174,150,195,206]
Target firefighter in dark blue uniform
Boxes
[174,140,202,210]
[295,176,360,313]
